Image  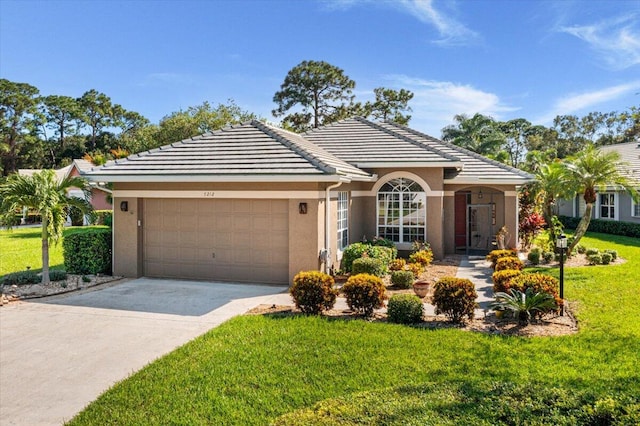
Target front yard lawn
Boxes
[0,226,108,276]
[69,232,640,425]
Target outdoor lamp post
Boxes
[556,234,567,316]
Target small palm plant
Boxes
[491,288,557,326]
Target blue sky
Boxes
[1,0,639,137]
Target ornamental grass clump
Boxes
[342,273,386,318]
[387,294,424,324]
[491,288,557,326]
[290,271,337,315]
[431,277,478,323]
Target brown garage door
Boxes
[143,199,289,284]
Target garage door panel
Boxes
[144,198,289,284]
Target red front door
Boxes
[454,193,468,249]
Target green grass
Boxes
[0,226,108,276]
[68,232,640,425]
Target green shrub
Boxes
[2,269,40,286]
[586,247,600,256]
[387,294,423,324]
[388,258,406,271]
[604,249,618,261]
[290,271,337,314]
[492,269,523,293]
[342,273,387,318]
[600,252,613,265]
[507,273,561,307]
[560,215,640,238]
[576,244,586,254]
[542,251,554,263]
[409,249,433,267]
[486,249,518,269]
[391,270,415,289]
[63,229,112,275]
[587,253,602,265]
[368,236,396,250]
[527,248,541,265]
[92,210,113,227]
[431,277,477,323]
[352,257,385,277]
[48,270,68,282]
[495,256,524,272]
[341,243,396,273]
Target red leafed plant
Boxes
[519,212,546,250]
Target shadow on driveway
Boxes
[39,278,289,316]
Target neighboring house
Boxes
[18,159,112,211]
[84,118,533,285]
[557,141,640,224]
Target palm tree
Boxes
[529,160,571,242]
[564,144,639,252]
[0,170,93,283]
[441,113,505,156]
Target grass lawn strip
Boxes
[0,226,108,276]
[67,232,640,425]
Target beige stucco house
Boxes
[84,117,533,285]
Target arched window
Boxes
[377,177,426,243]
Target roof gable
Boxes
[305,117,534,184]
[599,142,640,181]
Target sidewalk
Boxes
[453,256,495,318]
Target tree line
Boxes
[2,59,639,176]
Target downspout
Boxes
[324,181,343,273]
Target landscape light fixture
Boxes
[556,234,567,316]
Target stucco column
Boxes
[442,191,455,254]
[426,194,444,259]
[112,197,141,277]
[504,192,519,250]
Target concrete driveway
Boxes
[0,278,290,425]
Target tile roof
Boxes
[599,141,640,181]
[304,117,462,167]
[84,120,373,182]
[305,117,534,184]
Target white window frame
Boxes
[376,177,426,247]
[597,192,618,220]
[632,191,640,218]
[337,191,349,251]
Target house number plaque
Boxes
[203,191,215,197]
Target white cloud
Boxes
[397,0,480,46]
[323,0,479,46]
[560,15,640,69]
[537,81,640,124]
[380,75,519,135]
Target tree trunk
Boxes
[41,216,50,284]
[568,203,592,253]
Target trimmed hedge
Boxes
[63,229,112,275]
[352,257,385,277]
[387,294,424,324]
[92,210,113,227]
[342,273,387,318]
[391,270,415,289]
[431,277,478,323]
[559,215,640,238]
[341,243,396,273]
[290,271,337,314]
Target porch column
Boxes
[427,193,445,259]
[443,191,455,254]
[504,191,519,249]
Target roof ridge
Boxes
[251,120,337,175]
[384,120,535,179]
[354,117,462,163]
